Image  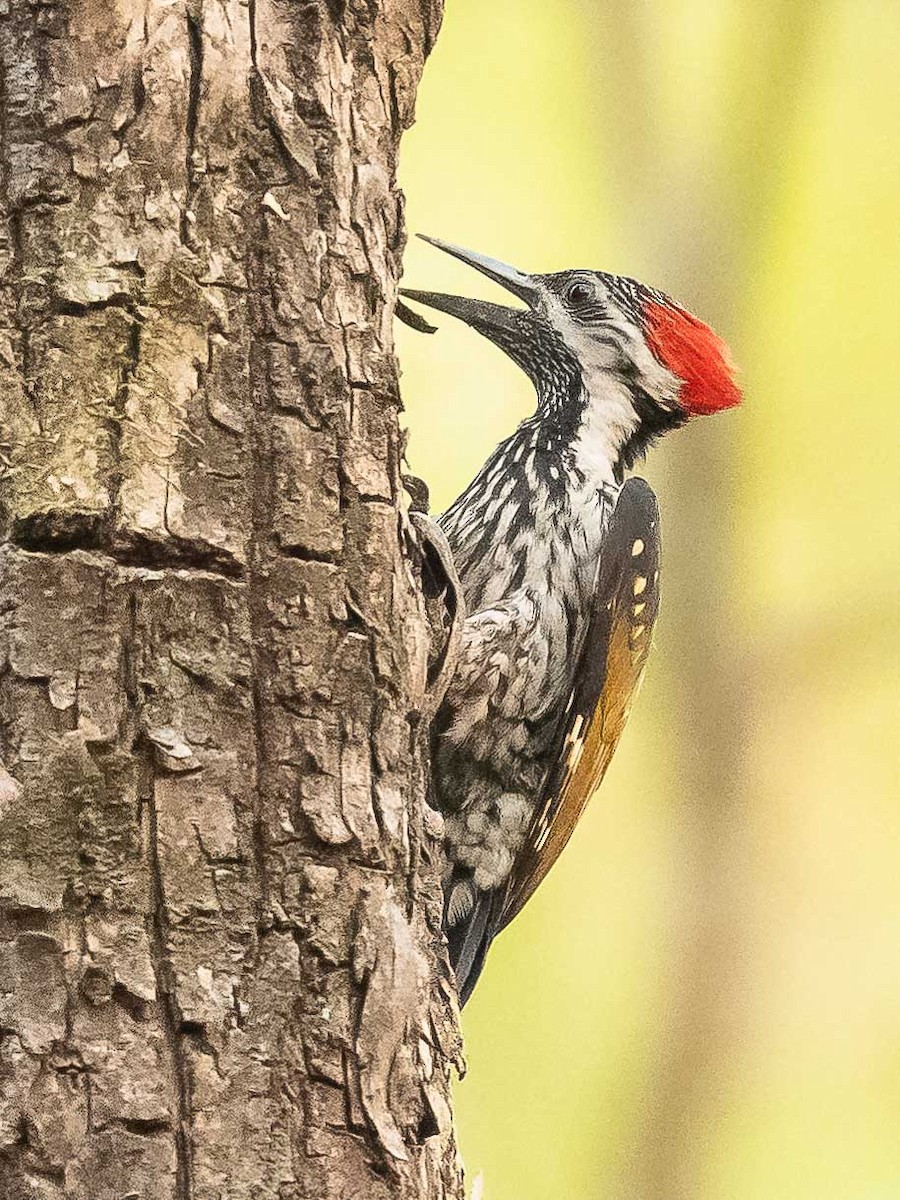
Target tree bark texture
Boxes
[0,2,464,1198]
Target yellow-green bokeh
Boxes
[396,2,900,1197]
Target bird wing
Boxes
[498,476,661,930]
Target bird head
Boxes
[400,236,741,481]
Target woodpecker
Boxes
[400,236,741,1005]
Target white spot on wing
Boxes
[567,713,585,744]
[567,734,585,771]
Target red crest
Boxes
[643,301,742,415]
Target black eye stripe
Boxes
[570,300,610,323]
[540,269,679,326]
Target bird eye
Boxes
[564,280,595,307]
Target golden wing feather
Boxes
[499,477,661,930]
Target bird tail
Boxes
[444,878,504,1006]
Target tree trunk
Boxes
[0,3,463,1198]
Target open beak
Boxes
[398,235,541,344]
[412,235,538,305]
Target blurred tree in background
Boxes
[397,1,899,1197]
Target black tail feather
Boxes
[445,883,503,1006]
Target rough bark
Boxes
[0,2,464,1198]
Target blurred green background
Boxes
[395,1,900,1197]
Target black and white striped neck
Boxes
[440,419,618,610]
